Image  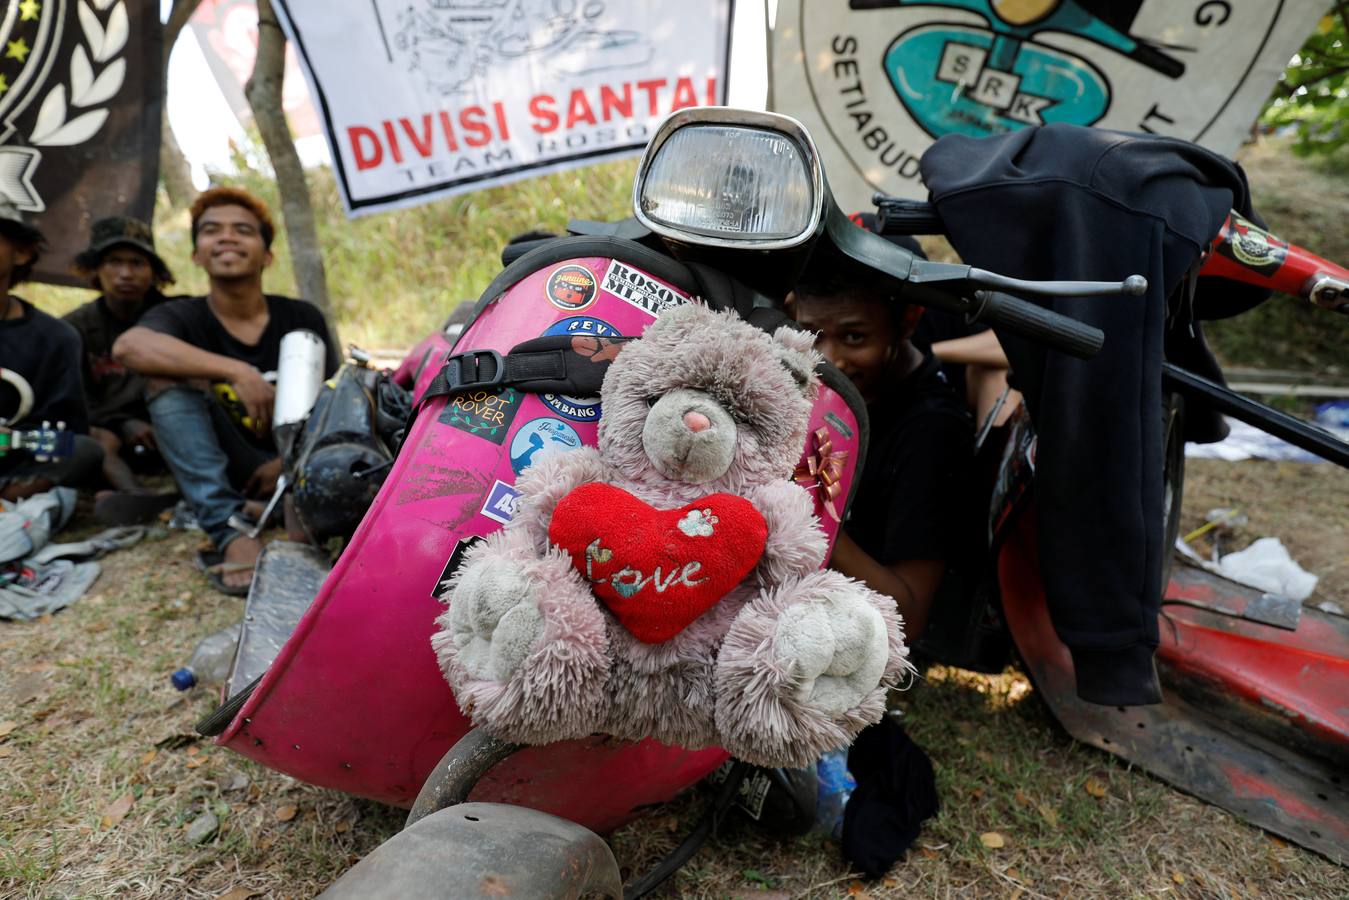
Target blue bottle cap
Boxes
[171,668,197,691]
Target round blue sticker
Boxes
[543,315,621,339]
[539,317,623,421]
[509,417,583,475]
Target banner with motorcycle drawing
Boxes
[772,0,1327,212]
[271,0,733,217]
[0,0,160,287]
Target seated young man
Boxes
[0,206,103,501]
[113,188,337,593]
[788,271,973,640]
[63,216,180,522]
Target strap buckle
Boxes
[442,349,505,393]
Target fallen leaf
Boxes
[185,756,207,769]
[1172,873,1186,885]
[0,745,13,759]
[0,721,16,739]
[1037,803,1059,827]
[185,745,200,757]
[1082,776,1108,799]
[87,622,108,633]
[334,820,350,834]
[1014,790,1030,806]
[100,793,135,829]
[980,831,1007,849]
[969,787,985,799]
[882,878,899,888]
[846,882,866,895]
[1267,834,1287,848]
[215,889,255,900]
[919,847,939,859]
[140,750,158,766]
[275,803,298,822]
[258,835,276,852]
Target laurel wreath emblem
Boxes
[28,0,127,147]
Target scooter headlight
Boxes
[634,108,824,250]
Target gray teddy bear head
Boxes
[597,304,821,499]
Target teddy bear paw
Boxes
[447,557,544,684]
[775,591,889,716]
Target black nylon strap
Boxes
[418,335,634,408]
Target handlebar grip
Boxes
[871,193,945,236]
[973,291,1105,360]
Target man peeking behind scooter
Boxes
[788,268,973,638]
[113,188,339,595]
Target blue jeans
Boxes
[148,386,275,550]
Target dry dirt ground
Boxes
[1,463,1345,899]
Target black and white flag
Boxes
[0,0,161,286]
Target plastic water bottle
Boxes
[171,623,242,691]
[815,748,856,840]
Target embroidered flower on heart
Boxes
[677,508,718,537]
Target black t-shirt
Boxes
[845,354,973,565]
[63,291,172,430]
[138,294,340,377]
[0,298,89,434]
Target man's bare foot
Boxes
[242,499,266,520]
[244,457,284,498]
[1,476,54,502]
[222,536,263,590]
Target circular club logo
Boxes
[788,1,1292,202]
[509,417,583,475]
[545,264,598,311]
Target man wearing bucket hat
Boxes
[113,187,338,594]
[63,217,180,523]
[0,204,105,501]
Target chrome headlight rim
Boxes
[632,107,826,252]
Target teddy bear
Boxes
[432,303,910,767]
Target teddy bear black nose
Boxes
[683,410,711,433]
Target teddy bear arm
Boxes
[713,570,911,767]
[745,480,829,583]
[511,447,615,552]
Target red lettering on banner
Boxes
[401,115,435,158]
[493,101,511,141]
[348,126,383,170]
[530,94,559,133]
[461,106,492,147]
[381,121,404,164]
[438,110,460,151]
[636,79,667,115]
[566,90,598,128]
[671,77,698,111]
[599,84,633,120]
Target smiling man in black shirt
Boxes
[114,188,337,593]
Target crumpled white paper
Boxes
[1215,537,1319,602]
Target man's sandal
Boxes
[195,548,254,597]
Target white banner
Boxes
[273,0,733,217]
[771,0,1327,212]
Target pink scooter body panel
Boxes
[218,256,861,832]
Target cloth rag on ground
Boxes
[0,487,145,620]
[841,715,939,878]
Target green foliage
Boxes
[1261,9,1349,156]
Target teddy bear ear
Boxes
[771,324,822,392]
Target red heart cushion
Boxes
[549,482,768,644]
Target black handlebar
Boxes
[971,291,1105,360]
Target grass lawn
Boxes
[4,140,1347,897]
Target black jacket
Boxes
[920,123,1263,706]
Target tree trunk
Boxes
[160,0,205,209]
[244,0,338,343]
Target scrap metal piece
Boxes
[319,802,622,899]
[229,540,331,696]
